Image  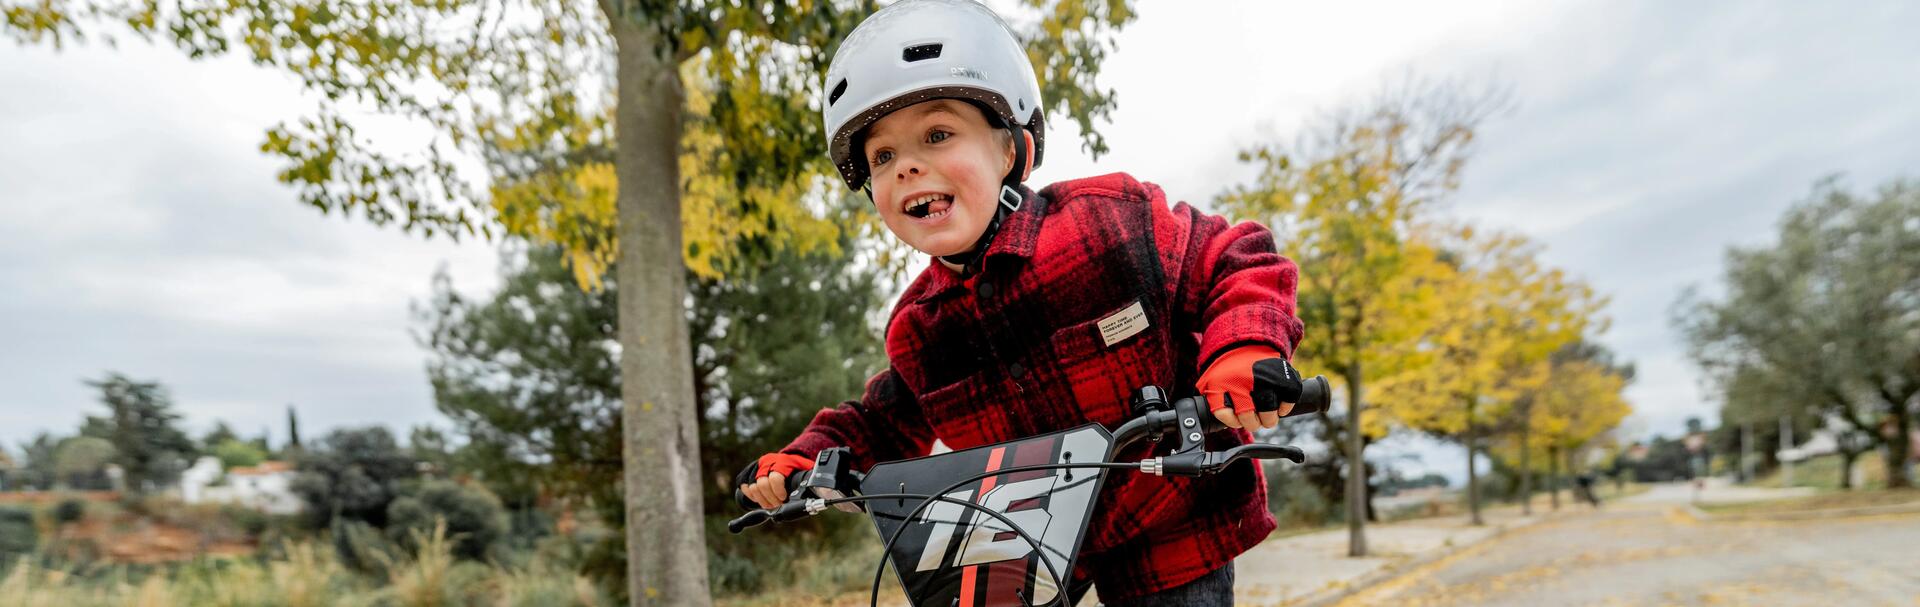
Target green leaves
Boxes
[1675,177,1920,484]
[9,0,1134,290]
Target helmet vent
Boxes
[829,79,848,106]
[902,43,943,62]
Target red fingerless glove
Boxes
[1197,345,1286,418]
[756,452,815,480]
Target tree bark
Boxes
[612,14,712,607]
[1839,448,1859,490]
[1466,429,1482,526]
[1518,419,1532,516]
[1883,394,1913,488]
[1548,445,1560,511]
[1345,364,1368,557]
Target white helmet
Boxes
[823,0,1045,192]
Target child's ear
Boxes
[1020,131,1034,181]
[1004,130,1035,182]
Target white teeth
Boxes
[904,193,949,216]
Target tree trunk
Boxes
[1779,415,1794,487]
[612,14,712,607]
[1548,446,1561,511]
[1466,430,1483,526]
[1518,423,1532,516]
[1839,448,1858,490]
[1885,400,1913,489]
[1344,365,1368,557]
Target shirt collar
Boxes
[914,187,1044,302]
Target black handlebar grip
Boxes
[727,509,770,534]
[1285,375,1332,418]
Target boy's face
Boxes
[862,99,1016,258]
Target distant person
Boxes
[1574,473,1601,508]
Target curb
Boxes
[1286,514,1554,607]
[1686,501,1920,523]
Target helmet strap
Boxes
[939,123,1029,276]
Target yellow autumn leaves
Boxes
[1220,82,1629,453]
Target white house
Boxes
[177,456,304,514]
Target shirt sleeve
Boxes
[1168,201,1305,369]
[779,366,936,472]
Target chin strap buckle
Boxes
[998,185,1023,212]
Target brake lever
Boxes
[1137,393,1309,476]
[727,498,828,534]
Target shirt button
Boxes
[978,282,996,299]
[1009,362,1027,378]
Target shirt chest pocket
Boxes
[1047,300,1169,428]
[916,369,1021,449]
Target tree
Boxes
[1499,340,1633,512]
[290,427,419,528]
[0,446,14,491]
[212,439,269,470]
[79,373,196,493]
[1373,226,1600,525]
[16,433,61,491]
[53,436,118,490]
[418,236,887,581]
[687,217,889,512]
[386,479,511,561]
[8,2,1136,601]
[405,425,457,479]
[1675,177,1920,489]
[201,421,241,452]
[1218,79,1505,555]
[1525,354,1632,499]
[286,405,302,453]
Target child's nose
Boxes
[895,159,923,179]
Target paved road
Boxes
[1338,483,1920,606]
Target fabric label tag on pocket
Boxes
[1097,300,1149,348]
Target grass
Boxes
[1696,488,1920,516]
[1749,453,1897,491]
[0,524,612,607]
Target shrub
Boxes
[291,427,418,529]
[0,506,36,563]
[385,481,509,561]
[332,518,401,575]
[52,499,86,525]
[386,521,489,607]
[211,440,267,471]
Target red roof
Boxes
[229,461,293,476]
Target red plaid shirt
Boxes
[782,172,1304,601]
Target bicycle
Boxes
[729,374,1333,607]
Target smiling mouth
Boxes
[904,193,954,219]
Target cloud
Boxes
[0,41,500,448]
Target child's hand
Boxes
[735,453,816,510]
[1197,345,1302,430]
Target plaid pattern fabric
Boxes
[782,172,1304,601]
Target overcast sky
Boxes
[4,1,1918,481]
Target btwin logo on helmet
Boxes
[950,66,987,80]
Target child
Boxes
[738,1,1305,604]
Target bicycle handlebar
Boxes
[731,374,1332,528]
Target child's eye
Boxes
[927,129,950,144]
[871,150,893,167]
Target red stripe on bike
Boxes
[962,446,1007,607]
